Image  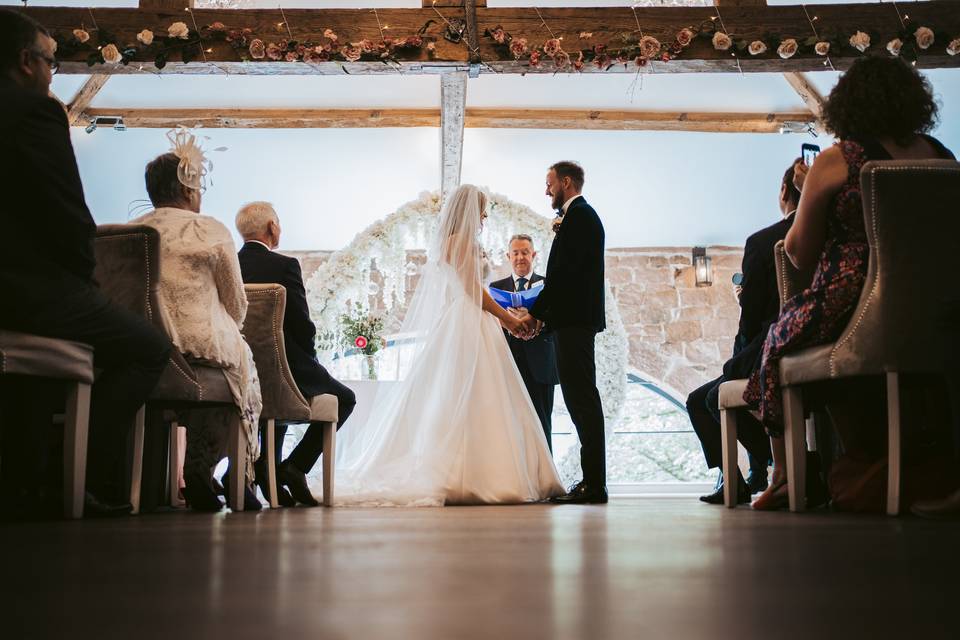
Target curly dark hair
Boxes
[822,56,938,145]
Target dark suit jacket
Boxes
[490,273,559,385]
[0,78,97,322]
[723,214,794,380]
[529,196,606,333]
[237,242,329,397]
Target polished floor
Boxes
[2,498,959,639]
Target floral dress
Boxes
[743,136,954,435]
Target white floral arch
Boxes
[305,190,628,424]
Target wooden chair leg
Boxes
[265,419,279,508]
[63,382,91,519]
[129,406,146,515]
[783,385,807,513]
[322,421,336,507]
[720,407,739,508]
[886,371,902,516]
[227,413,246,512]
[168,420,184,508]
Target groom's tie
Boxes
[517,276,528,292]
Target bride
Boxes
[334,185,564,506]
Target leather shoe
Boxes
[550,483,608,504]
[279,461,320,507]
[84,491,132,518]
[255,472,295,507]
[221,473,263,512]
[699,473,750,505]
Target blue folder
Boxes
[489,285,542,310]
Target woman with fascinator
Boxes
[333,184,564,506]
[132,128,263,511]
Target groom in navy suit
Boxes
[490,235,559,451]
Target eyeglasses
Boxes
[30,49,60,74]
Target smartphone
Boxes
[802,143,820,166]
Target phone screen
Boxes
[802,143,820,166]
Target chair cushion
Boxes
[309,393,339,422]
[149,356,234,405]
[779,344,835,386]
[718,379,749,410]
[0,330,94,384]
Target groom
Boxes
[518,161,607,504]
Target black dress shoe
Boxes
[220,473,263,512]
[699,473,751,505]
[183,474,224,512]
[279,461,320,507]
[255,472,295,507]
[84,491,132,518]
[746,470,769,495]
[550,483,608,504]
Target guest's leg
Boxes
[286,378,356,474]
[737,412,773,476]
[555,328,605,487]
[687,376,724,469]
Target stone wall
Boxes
[288,245,745,400]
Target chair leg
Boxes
[168,421,184,508]
[227,413,246,512]
[783,385,807,513]
[720,407,739,508]
[265,419,279,509]
[887,371,902,516]
[129,406,146,515]
[63,382,91,520]
[322,422,336,507]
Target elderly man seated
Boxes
[236,202,356,507]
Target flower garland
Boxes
[304,190,628,424]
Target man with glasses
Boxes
[0,10,170,518]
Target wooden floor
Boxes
[2,498,959,639]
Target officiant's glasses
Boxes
[29,49,60,75]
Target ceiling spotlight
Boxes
[84,115,126,134]
[778,120,816,135]
[85,119,97,134]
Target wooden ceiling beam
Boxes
[80,107,816,134]
[66,74,110,126]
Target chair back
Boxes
[830,159,960,377]
[243,284,311,421]
[774,239,814,309]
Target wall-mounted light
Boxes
[84,115,126,134]
[693,246,713,288]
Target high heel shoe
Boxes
[752,480,789,511]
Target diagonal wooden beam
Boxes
[782,71,826,133]
[67,75,110,126]
[80,107,816,134]
[440,72,468,202]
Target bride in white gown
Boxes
[334,185,564,506]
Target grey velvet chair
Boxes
[0,330,94,519]
[93,224,247,513]
[242,283,338,507]
[717,239,815,507]
[778,160,960,515]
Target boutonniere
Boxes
[551,211,564,234]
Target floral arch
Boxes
[304,190,629,424]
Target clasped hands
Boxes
[506,307,542,340]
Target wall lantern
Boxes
[693,246,713,288]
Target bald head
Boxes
[236,201,281,249]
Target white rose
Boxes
[948,38,960,56]
[747,40,767,56]
[73,29,90,44]
[914,26,935,50]
[101,44,123,65]
[712,31,732,51]
[849,31,871,53]
[886,38,903,57]
[168,21,189,39]
[136,29,154,46]
[777,38,798,59]
[815,41,831,56]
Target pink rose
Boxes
[712,31,732,51]
[777,38,798,59]
[638,35,660,59]
[915,27,935,50]
[676,28,694,48]
[324,29,338,42]
[543,38,561,57]
[887,38,903,56]
[948,38,960,56]
[208,22,226,33]
[554,50,570,69]
[815,41,831,56]
[285,50,299,62]
[490,27,507,45]
[73,29,90,44]
[748,40,767,56]
[509,37,528,59]
[342,44,362,62]
[359,39,375,53]
[529,50,541,66]
[265,42,283,60]
[249,39,265,59]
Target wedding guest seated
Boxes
[235,202,356,507]
[744,56,956,510]
[687,159,801,504]
[132,143,262,512]
[0,10,170,518]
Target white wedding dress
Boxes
[333,185,564,506]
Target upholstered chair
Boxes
[242,284,338,507]
[93,224,246,513]
[778,159,960,515]
[0,331,94,519]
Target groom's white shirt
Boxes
[512,269,534,291]
[561,194,581,216]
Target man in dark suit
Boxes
[235,202,356,507]
[519,161,607,504]
[0,10,170,517]
[686,159,801,505]
[491,235,559,450]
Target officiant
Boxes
[491,235,559,451]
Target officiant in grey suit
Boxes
[491,235,559,451]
